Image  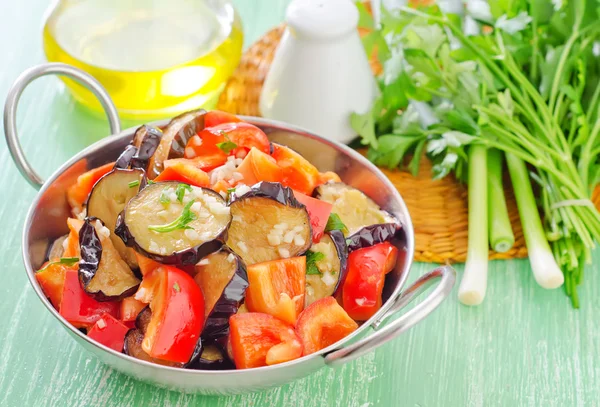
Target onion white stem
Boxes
[487,149,515,253]
[459,145,489,306]
[506,153,564,289]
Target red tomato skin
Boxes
[155,161,210,187]
[204,110,242,127]
[87,313,131,352]
[293,191,332,242]
[342,242,398,321]
[59,270,119,329]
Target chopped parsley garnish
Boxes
[173,282,181,292]
[37,257,79,273]
[147,180,155,185]
[175,183,193,203]
[128,180,140,188]
[306,251,325,275]
[325,213,348,234]
[216,134,238,154]
[159,188,171,206]
[148,201,197,233]
[227,188,236,194]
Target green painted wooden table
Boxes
[1,1,599,406]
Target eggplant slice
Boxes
[87,169,144,268]
[345,223,398,251]
[305,230,348,306]
[146,109,206,178]
[116,181,230,265]
[78,218,140,301]
[130,125,163,170]
[124,307,202,368]
[226,182,312,265]
[190,343,235,370]
[194,248,248,339]
[315,182,400,236]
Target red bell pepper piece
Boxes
[87,313,130,352]
[204,110,242,128]
[35,262,73,309]
[155,159,210,187]
[66,162,114,213]
[342,242,399,321]
[134,252,162,277]
[293,191,333,243]
[229,313,303,369]
[245,257,306,325]
[59,270,119,329]
[62,218,84,258]
[295,296,358,355]
[134,266,205,363]
[271,144,320,195]
[120,296,147,322]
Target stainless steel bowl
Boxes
[4,63,456,395]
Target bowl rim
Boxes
[22,116,415,375]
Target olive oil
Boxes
[43,0,243,119]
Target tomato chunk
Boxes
[293,191,333,242]
[87,313,130,352]
[272,144,319,195]
[134,266,204,363]
[296,296,358,355]
[66,162,114,213]
[229,313,303,369]
[245,257,306,325]
[120,296,147,322]
[204,110,242,128]
[36,262,73,309]
[59,270,119,329]
[235,147,282,185]
[317,171,342,185]
[342,242,398,321]
[155,160,210,187]
[183,135,228,171]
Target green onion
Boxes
[148,201,197,233]
[458,145,489,306]
[36,257,79,273]
[487,149,515,253]
[128,180,140,188]
[506,153,564,289]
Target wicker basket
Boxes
[217,25,600,263]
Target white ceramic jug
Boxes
[259,0,377,144]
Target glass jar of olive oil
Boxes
[43,0,243,119]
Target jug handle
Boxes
[324,265,456,367]
[3,63,120,190]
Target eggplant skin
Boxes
[114,145,138,170]
[231,181,305,209]
[79,217,140,301]
[78,217,102,289]
[130,125,162,170]
[346,223,399,252]
[115,182,229,266]
[328,230,349,297]
[189,342,235,370]
[199,248,249,340]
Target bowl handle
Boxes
[324,265,456,367]
[3,63,120,190]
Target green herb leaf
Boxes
[173,282,181,292]
[325,213,348,234]
[37,257,79,273]
[227,188,236,194]
[148,201,197,233]
[147,180,155,185]
[306,251,325,275]
[159,189,171,206]
[216,141,237,154]
[175,183,193,203]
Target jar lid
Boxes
[285,0,359,41]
